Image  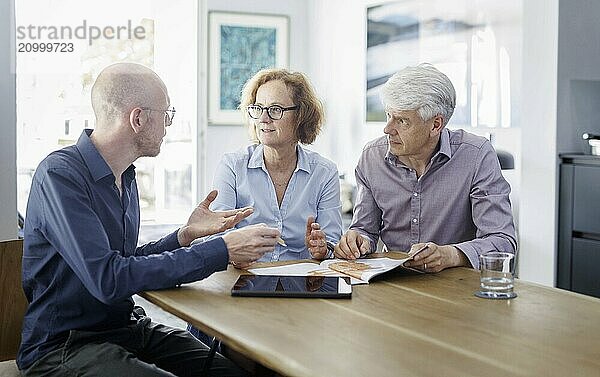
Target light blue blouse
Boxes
[209,143,342,262]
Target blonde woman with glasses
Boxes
[189,68,342,348]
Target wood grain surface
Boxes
[141,252,600,377]
[0,239,27,362]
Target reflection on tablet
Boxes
[231,275,352,298]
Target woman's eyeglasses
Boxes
[247,104,298,120]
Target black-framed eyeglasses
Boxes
[141,106,176,126]
[247,104,298,120]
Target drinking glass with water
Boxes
[475,252,517,299]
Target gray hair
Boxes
[380,63,456,126]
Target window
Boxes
[16,0,198,232]
[366,0,522,128]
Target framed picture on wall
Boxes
[208,11,289,125]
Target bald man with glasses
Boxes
[17,63,280,376]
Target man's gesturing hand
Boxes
[178,190,253,246]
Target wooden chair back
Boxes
[0,239,27,362]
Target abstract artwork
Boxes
[208,12,289,125]
[366,1,521,128]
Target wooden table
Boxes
[141,255,600,377]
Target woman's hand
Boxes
[305,216,328,260]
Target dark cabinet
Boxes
[573,165,600,234]
[571,238,600,297]
[558,155,600,298]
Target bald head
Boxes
[91,63,167,128]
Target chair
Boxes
[496,149,515,170]
[0,239,27,376]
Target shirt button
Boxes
[413,192,418,197]
[412,218,418,224]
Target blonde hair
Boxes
[240,68,324,144]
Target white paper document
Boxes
[248,256,420,285]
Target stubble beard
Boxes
[135,134,161,158]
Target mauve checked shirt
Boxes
[350,128,517,269]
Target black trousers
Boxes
[22,316,246,377]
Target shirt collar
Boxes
[296,145,311,173]
[434,128,452,160]
[76,129,135,182]
[247,144,311,173]
[248,144,266,169]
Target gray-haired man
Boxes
[334,63,516,272]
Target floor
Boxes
[133,294,187,329]
[136,224,188,329]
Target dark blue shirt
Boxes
[17,129,229,369]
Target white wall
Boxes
[518,0,600,286]
[0,0,17,240]
[198,0,310,195]
[518,0,559,285]
[305,0,376,182]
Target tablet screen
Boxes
[231,275,352,298]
